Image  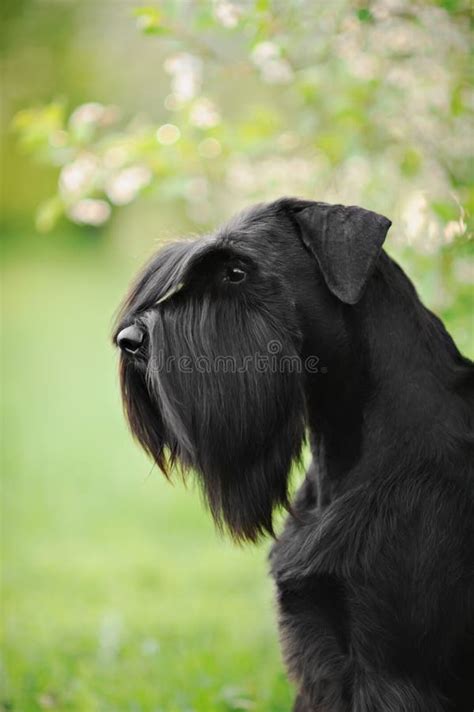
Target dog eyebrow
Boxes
[156,282,185,304]
[154,239,245,306]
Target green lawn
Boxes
[1,234,472,711]
[1,237,292,712]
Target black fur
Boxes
[114,198,474,710]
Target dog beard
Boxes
[121,290,306,542]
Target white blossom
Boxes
[69,102,119,129]
[156,124,181,145]
[68,199,111,226]
[260,58,293,84]
[444,219,466,243]
[190,98,221,128]
[251,42,293,84]
[105,165,152,205]
[214,1,241,28]
[198,137,222,158]
[59,154,99,197]
[402,192,428,244]
[164,53,203,102]
[251,42,280,66]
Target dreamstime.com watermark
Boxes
[148,340,328,375]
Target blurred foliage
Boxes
[10,0,473,251]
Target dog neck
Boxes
[305,252,473,502]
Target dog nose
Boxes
[116,325,144,354]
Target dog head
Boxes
[113,198,391,541]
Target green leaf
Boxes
[436,0,469,14]
[450,84,465,116]
[12,102,66,153]
[400,148,422,177]
[133,6,167,34]
[431,200,460,222]
[356,8,373,22]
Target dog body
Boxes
[115,198,474,711]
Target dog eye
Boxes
[224,267,246,284]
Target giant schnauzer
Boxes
[114,198,473,711]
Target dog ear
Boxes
[291,201,391,304]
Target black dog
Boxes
[114,198,474,711]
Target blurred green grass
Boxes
[1,233,472,711]
[1,236,292,712]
